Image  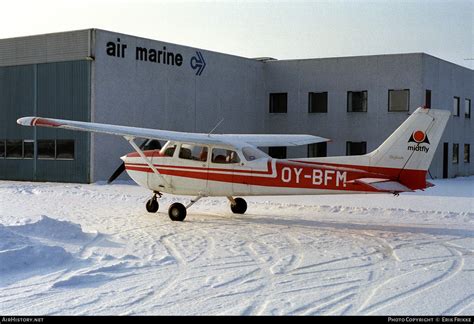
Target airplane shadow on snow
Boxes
[220,214,474,238]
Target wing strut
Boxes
[125,136,171,188]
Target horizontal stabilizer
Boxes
[348,178,414,193]
[425,181,435,188]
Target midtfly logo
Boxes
[408,130,430,153]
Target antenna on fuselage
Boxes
[208,118,224,137]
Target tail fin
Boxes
[369,107,450,171]
[367,108,449,190]
[297,107,449,191]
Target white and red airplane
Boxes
[17,107,450,221]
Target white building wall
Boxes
[263,53,473,178]
[90,30,472,181]
[422,54,473,178]
[91,30,265,181]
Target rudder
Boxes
[368,107,450,188]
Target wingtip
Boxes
[17,117,36,126]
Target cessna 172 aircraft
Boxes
[18,107,450,221]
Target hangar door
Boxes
[0,60,91,183]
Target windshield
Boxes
[242,147,269,161]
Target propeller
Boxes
[107,139,162,184]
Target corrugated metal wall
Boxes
[0,60,91,183]
[0,30,91,67]
[0,65,35,179]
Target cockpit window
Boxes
[212,148,240,164]
[143,139,162,151]
[163,145,176,157]
[242,147,269,161]
[179,144,208,162]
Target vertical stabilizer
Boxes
[368,108,450,172]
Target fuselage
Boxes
[123,141,428,197]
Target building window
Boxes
[465,99,471,118]
[38,140,56,159]
[465,144,470,163]
[269,93,287,113]
[5,140,23,159]
[453,97,460,116]
[23,140,34,159]
[346,141,367,156]
[0,140,5,158]
[56,140,75,160]
[425,90,431,108]
[308,92,328,113]
[388,89,409,112]
[308,142,327,157]
[347,91,367,112]
[453,143,459,164]
[268,147,287,159]
[1,140,75,160]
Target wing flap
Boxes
[216,134,329,147]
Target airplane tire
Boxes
[146,198,159,213]
[231,197,247,214]
[168,203,187,221]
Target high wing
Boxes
[17,116,329,147]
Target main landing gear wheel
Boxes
[230,197,247,214]
[168,203,187,221]
[146,198,159,213]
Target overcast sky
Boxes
[2,0,472,68]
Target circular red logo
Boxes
[413,130,426,143]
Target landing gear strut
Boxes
[228,197,247,214]
[145,192,161,213]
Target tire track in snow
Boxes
[143,232,184,301]
[287,286,359,315]
[358,244,465,314]
[441,294,474,315]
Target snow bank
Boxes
[0,224,73,274]
[10,215,94,242]
[0,216,96,278]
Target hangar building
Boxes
[0,29,472,183]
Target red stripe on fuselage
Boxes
[125,161,388,192]
[125,156,427,191]
[126,151,162,158]
[291,160,427,190]
[125,160,273,175]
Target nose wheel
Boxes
[145,192,161,213]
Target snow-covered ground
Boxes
[0,177,472,315]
